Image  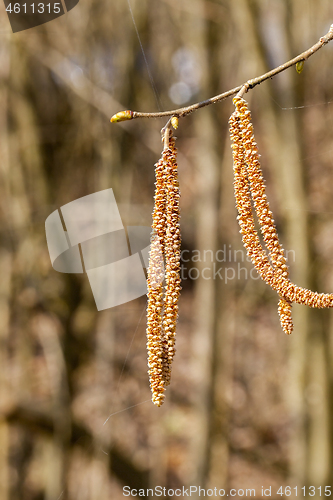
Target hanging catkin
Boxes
[146,129,181,406]
[146,157,167,406]
[229,96,333,335]
[162,136,181,387]
[233,97,289,279]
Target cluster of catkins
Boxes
[146,130,181,406]
[229,96,333,335]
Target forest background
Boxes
[0,0,333,498]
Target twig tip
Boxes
[110,110,134,123]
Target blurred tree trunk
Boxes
[230,0,319,487]
[190,106,219,490]
[286,2,331,487]
[9,38,68,499]
[263,102,310,486]
[248,0,332,488]
[328,313,333,486]
[0,26,12,500]
[185,2,220,490]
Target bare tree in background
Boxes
[0,0,333,498]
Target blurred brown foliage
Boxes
[0,0,333,498]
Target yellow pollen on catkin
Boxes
[146,130,181,405]
[146,157,167,407]
[162,138,181,386]
[229,96,333,335]
[278,298,293,335]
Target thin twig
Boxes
[111,24,333,122]
[163,123,172,149]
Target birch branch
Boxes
[111,23,333,123]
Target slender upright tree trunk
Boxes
[189,107,219,490]
[0,27,11,500]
